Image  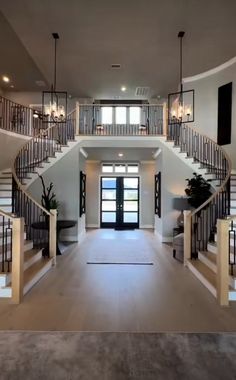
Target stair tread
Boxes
[0,240,32,255]
[23,258,52,285]
[188,259,216,287]
[24,248,42,263]
[199,250,216,264]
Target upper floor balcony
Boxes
[78,103,165,136]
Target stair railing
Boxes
[11,108,77,258]
[167,120,232,259]
[0,96,43,136]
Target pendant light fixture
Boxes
[42,33,67,124]
[168,31,194,125]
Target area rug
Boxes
[0,332,235,379]
[86,251,153,265]
[86,240,153,264]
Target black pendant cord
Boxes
[180,35,183,93]
[54,36,57,92]
[178,31,185,103]
[52,33,59,93]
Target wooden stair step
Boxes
[24,248,43,271]
[23,258,52,295]
[187,259,217,297]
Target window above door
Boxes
[101,162,139,174]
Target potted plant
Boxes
[38,174,59,215]
[185,173,211,211]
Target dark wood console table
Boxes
[32,220,77,256]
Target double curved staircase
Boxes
[0,95,236,305]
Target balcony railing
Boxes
[78,104,164,136]
[0,96,43,136]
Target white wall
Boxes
[0,129,29,171]
[154,145,193,241]
[184,60,236,167]
[85,161,155,228]
[29,146,87,241]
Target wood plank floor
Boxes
[0,229,236,332]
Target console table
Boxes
[32,220,77,256]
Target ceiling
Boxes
[85,147,156,161]
[1,0,236,99]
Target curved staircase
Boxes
[0,95,77,302]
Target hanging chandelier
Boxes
[42,33,67,124]
[168,31,194,124]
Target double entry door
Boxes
[101,176,139,229]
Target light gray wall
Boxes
[86,161,100,227]
[184,62,236,167]
[85,161,155,228]
[154,145,193,241]
[0,129,29,171]
[140,162,155,227]
[29,146,87,241]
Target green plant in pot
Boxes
[38,174,59,217]
[185,173,212,212]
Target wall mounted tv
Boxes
[217,82,232,146]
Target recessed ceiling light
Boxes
[10,85,14,88]
[2,75,10,83]
[118,153,123,157]
[121,86,126,92]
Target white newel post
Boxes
[12,217,24,304]
[163,102,167,136]
[216,219,229,306]
[184,210,191,266]
[49,209,57,266]
[75,101,80,135]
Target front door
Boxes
[101,176,139,229]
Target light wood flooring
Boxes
[0,229,236,332]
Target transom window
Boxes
[101,163,139,174]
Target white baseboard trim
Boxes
[154,231,173,243]
[162,237,173,243]
[61,235,78,242]
[140,224,154,229]
[78,229,87,243]
[86,224,100,228]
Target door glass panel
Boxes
[102,177,116,189]
[123,212,138,223]
[102,189,116,200]
[124,201,138,211]
[124,177,138,189]
[115,164,126,173]
[102,201,116,211]
[124,190,138,200]
[102,212,116,223]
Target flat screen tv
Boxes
[217,82,232,146]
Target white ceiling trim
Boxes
[183,56,236,83]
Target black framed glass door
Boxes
[101,176,139,229]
